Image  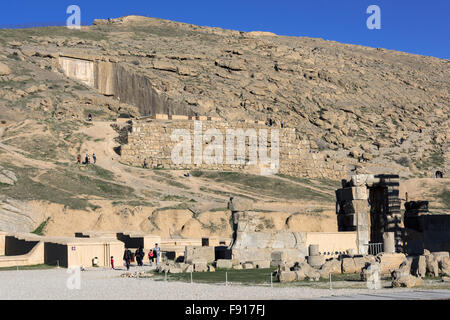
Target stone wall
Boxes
[405,210,450,254]
[120,119,346,179]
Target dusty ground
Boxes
[1,267,449,300]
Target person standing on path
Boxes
[148,250,154,266]
[135,246,144,267]
[110,256,114,269]
[153,243,161,265]
[123,248,132,271]
[93,153,96,164]
[77,154,81,164]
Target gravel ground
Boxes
[0,266,448,300]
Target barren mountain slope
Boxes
[0,16,448,236]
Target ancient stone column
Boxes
[308,244,319,256]
[307,244,325,268]
[383,232,395,253]
[335,175,370,255]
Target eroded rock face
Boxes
[0,167,17,185]
[1,15,449,182]
[0,197,46,232]
[228,197,253,212]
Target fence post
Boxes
[165,270,167,282]
[270,273,273,288]
[190,271,193,284]
[225,271,228,286]
[329,273,332,290]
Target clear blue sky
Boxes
[1,0,449,59]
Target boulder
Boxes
[439,257,450,276]
[391,260,412,279]
[391,260,421,288]
[277,262,291,272]
[242,262,254,269]
[307,255,325,268]
[432,252,449,264]
[294,270,306,281]
[392,275,422,288]
[93,19,108,25]
[278,271,296,283]
[319,259,342,278]
[425,254,439,277]
[25,85,39,94]
[342,258,358,274]
[0,62,11,76]
[293,262,320,281]
[208,265,215,272]
[354,256,376,270]
[185,246,215,264]
[233,264,243,270]
[376,253,406,274]
[215,259,233,269]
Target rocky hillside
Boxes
[0,16,448,236]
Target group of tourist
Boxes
[120,244,161,271]
[77,153,97,165]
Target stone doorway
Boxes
[336,174,403,254]
[368,185,387,244]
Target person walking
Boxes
[92,153,96,164]
[123,248,132,271]
[110,256,115,269]
[77,154,81,164]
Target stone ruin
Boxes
[404,200,450,254]
[335,174,402,254]
[227,196,306,266]
[154,174,450,287]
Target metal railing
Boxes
[366,243,383,255]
